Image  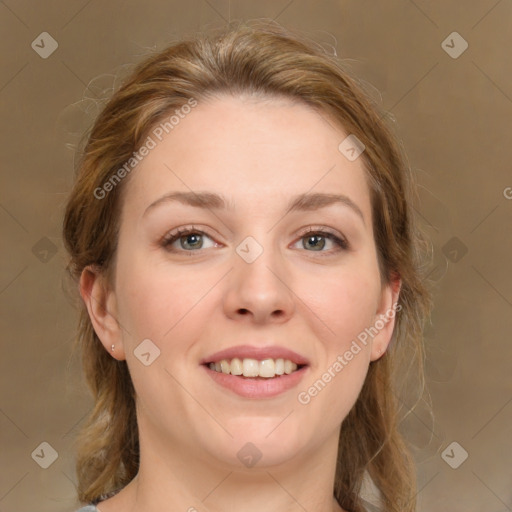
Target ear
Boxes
[79,265,126,360]
[370,272,402,362]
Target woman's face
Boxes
[91,94,400,470]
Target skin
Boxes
[80,93,401,512]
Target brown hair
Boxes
[63,19,433,512]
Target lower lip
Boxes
[202,365,308,399]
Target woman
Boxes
[63,19,433,512]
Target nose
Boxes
[223,237,295,324]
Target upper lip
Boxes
[200,345,310,366]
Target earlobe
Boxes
[79,265,126,360]
[370,273,402,361]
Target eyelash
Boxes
[160,225,349,256]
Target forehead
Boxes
[121,94,372,222]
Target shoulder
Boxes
[74,506,98,512]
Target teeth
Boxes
[242,358,259,377]
[284,359,294,374]
[230,357,243,375]
[208,358,299,378]
[259,358,275,378]
[220,360,230,374]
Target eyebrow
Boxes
[143,191,365,225]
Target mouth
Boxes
[200,345,310,398]
[200,358,309,400]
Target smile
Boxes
[201,359,309,399]
[206,357,303,378]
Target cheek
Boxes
[115,251,216,347]
[295,269,377,431]
[303,264,380,352]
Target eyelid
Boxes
[160,225,218,248]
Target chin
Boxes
[201,418,308,469]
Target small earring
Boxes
[111,344,115,352]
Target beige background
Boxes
[1,1,511,511]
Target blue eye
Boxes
[161,226,349,255]
[296,228,349,253]
[161,226,216,252]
